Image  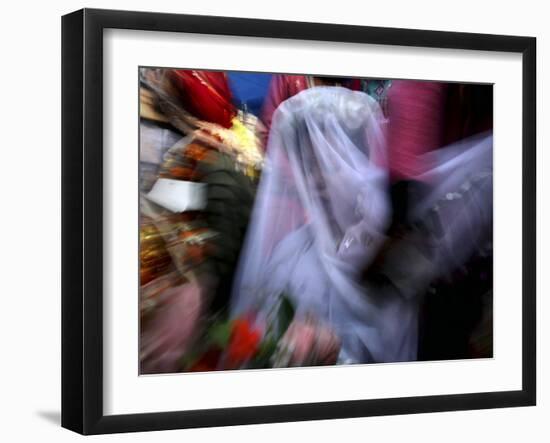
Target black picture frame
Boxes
[62,8,537,435]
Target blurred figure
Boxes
[231,87,413,364]
[139,69,263,373]
[381,80,494,360]
[363,131,493,361]
[232,85,493,365]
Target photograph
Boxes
[138,68,494,374]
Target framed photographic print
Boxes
[61,8,536,435]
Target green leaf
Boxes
[207,320,232,348]
[258,337,278,360]
[250,337,278,368]
[274,293,295,340]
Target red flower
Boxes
[225,318,261,368]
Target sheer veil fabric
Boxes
[230,86,493,364]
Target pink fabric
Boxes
[386,80,448,181]
[140,281,204,373]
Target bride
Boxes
[230,86,492,366]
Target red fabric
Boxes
[170,70,236,128]
[386,80,448,182]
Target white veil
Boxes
[230,87,420,363]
